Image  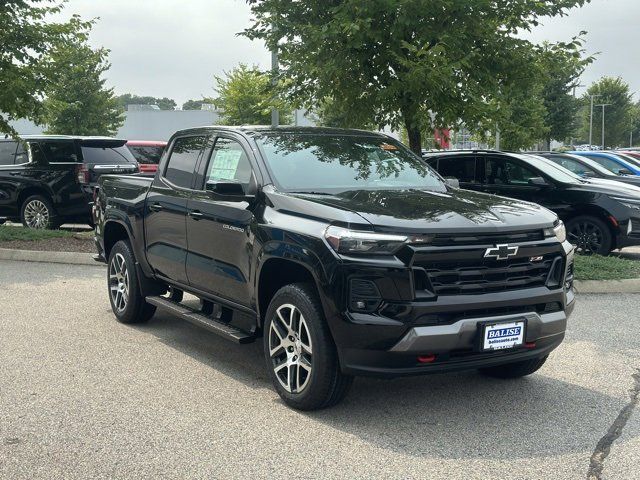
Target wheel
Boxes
[566,215,613,255]
[107,240,156,324]
[479,355,548,379]
[20,195,59,229]
[263,283,353,410]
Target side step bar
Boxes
[145,296,256,344]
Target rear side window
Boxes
[81,145,136,165]
[437,156,477,183]
[164,136,207,188]
[14,142,29,164]
[40,141,78,163]
[0,141,17,165]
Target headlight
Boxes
[544,221,566,243]
[324,226,408,255]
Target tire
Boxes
[107,240,156,324]
[263,283,353,410]
[566,215,613,255]
[20,194,60,229]
[479,355,548,379]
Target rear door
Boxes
[0,141,20,217]
[185,134,259,306]
[145,134,208,284]
[433,154,481,191]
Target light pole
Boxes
[271,48,279,128]
[589,94,601,147]
[595,103,612,149]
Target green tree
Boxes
[630,102,640,148]
[244,0,589,154]
[43,42,124,136]
[115,94,177,111]
[0,0,91,134]
[580,77,634,148]
[539,36,593,147]
[313,96,373,130]
[182,99,214,110]
[212,64,292,125]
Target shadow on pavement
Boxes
[136,309,628,461]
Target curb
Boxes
[574,279,640,294]
[0,248,103,266]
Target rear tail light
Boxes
[138,163,157,173]
[76,164,89,184]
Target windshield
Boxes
[518,154,582,184]
[257,133,446,193]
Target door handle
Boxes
[149,203,164,212]
[189,210,204,220]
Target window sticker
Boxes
[380,143,398,151]
[209,149,243,180]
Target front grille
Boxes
[419,253,561,295]
[431,230,544,247]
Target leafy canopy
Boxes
[43,42,124,136]
[115,94,177,111]
[212,63,292,125]
[0,0,91,134]
[244,0,589,153]
[579,77,634,148]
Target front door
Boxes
[145,135,208,284]
[185,135,258,307]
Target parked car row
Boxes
[423,149,640,255]
[0,135,166,228]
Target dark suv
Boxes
[95,127,574,410]
[424,150,640,255]
[0,136,138,228]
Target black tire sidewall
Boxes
[566,215,613,255]
[20,195,57,229]
[107,240,152,323]
[263,283,341,409]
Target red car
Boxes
[126,140,167,174]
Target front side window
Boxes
[437,156,477,183]
[206,138,252,187]
[0,142,17,165]
[257,133,445,193]
[164,136,207,188]
[484,157,539,185]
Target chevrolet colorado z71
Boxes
[94,126,575,410]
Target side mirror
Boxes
[445,177,460,188]
[528,176,549,187]
[206,180,245,196]
[619,169,633,176]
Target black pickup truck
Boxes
[0,136,138,228]
[94,126,575,410]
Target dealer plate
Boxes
[482,321,525,351]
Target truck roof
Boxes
[169,125,389,138]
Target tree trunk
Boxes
[405,122,422,155]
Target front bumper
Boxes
[339,295,573,377]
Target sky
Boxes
[58,0,640,108]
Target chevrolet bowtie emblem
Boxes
[484,244,519,260]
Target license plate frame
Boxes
[480,319,526,352]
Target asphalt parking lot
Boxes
[0,260,639,479]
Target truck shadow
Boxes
[138,310,628,461]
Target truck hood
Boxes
[267,186,557,233]
[580,177,640,196]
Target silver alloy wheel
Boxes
[109,253,130,313]
[23,199,50,229]
[269,303,313,393]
